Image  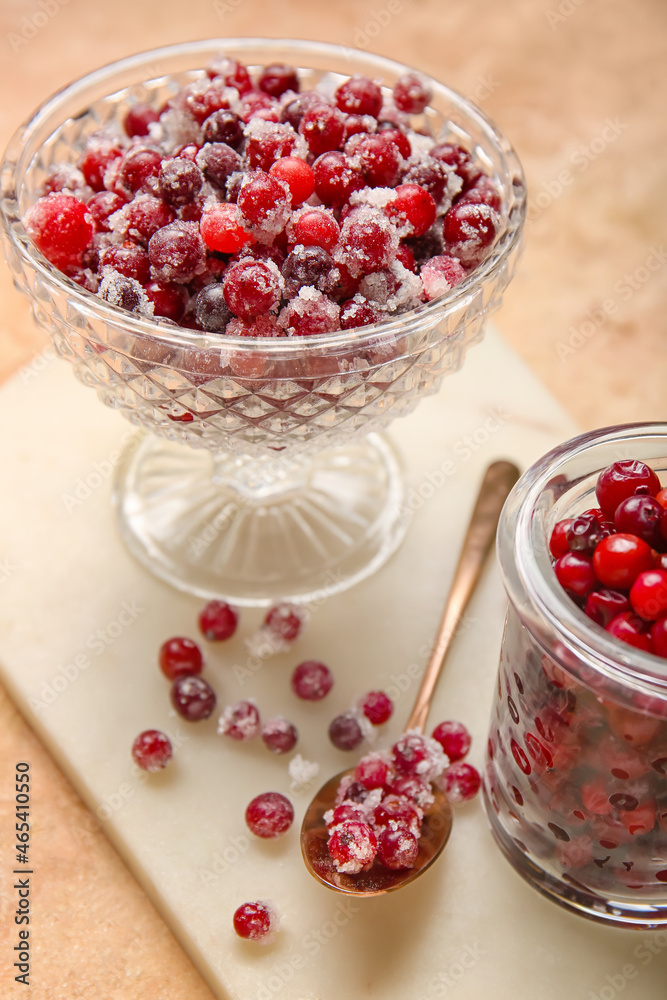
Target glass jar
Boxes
[484,423,667,927]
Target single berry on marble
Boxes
[198,600,239,641]
[261,717,298,754]
[131,729,173,771]
[431,720,471,761]
[359,690,393,725]
[329,713,364,751]
[291,660,334,701]
[159,636,204,679]
[218,700,261,741]
[245,791,294,838]
[170,675,217,721]
[233,901,276,942]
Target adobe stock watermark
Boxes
[427,940,486,996]
[588,931,667,1000]
[353,0,414,49]
[20,344,57,385]
[385,614,476,704]
[198,833,250,886]
[526,117,628,223]
[7,0,72,53]
[546,0,588,30]
[255,898,360,1000]
[556,245,667,362]
[61,429,134,514]
[399,407,509,515]
[28,599,145,714]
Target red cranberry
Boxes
[440,761,481,803]
[328,820,377,873]
[356,135,403,187]
[431,142,481,191]
[379,127,411,160]
[144,280,188,321]
[335,75,383,117]
[148,221,205,283]
[402,156,453,208]
[373,795,421,832]
[584,589,630,627]
[238,90,280,123]
[554,552,598,597]
[119,147,162,194]
[392,732,434,777]
[159,636,204,679]
[420,255,467,300]
[328,803,365,825]
[245,121,300,172]
[245,791,294,838]
[99,241,150,283]
[269,157,315,205]
[196,142,242,188]
[261,717,298,754]
[194,284,232,332]
[280,91,323,129]
[550,518,574,558]
[158,157,203,207]
[431,720,471,761]
[124,103,159,138]
[657,488,667,509]
[393,72,432,114]
[80,142,122,191]
[236,171,291,238]
[359,691,393,725]
[651,616,667,657]
[329,713,364,751]
[596,460,661,518]
[614,495,664,548]
[299,104,345,156]
[443,201,499,268]
[170,675,217,721]
[337,214,396,278]
[278,289,340,336]
[198,600,238,641]
[593,534,655,590]
[354,754,389,789]
[566,512,610,554]
[395,243,416,272]
[377,826,420,869]
[630,569,667,621]
[25,194,94,269]
[290,208,340,251]
[385,184,436,237]
[264,603,303,642]
[281,246,332,297]
[208,56,252,94]
[200,203,254,254]
[131,729,173,771]
[339,297,384,329]
[223,259,282,319]
[199,109,243,149]
[291,660,333,701]
[606,611,654,653]
[86,190,127,231]
[218,700,261,741]
[458,175,502,211]
[125,194,175,244]
[312,151,365,208]
[258,63,300,98]
[233,901,274,942]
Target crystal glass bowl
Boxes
[0,39,525,604]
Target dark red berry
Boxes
[335,75,383,117]
[566,512,610,554]
[593,534,654,590]
[554,552,598,597]
[125,194,175,244]
[198,600,238,641]
[440,761,481,803]
[291,661,333,701]
[377,826,419,869]
[233,901,274,941]
[385,184,436,237]
[80,142,123,191]
[158,157,203,207]
[218,700,261,740]
[312,151,364,208]
[131,729,173,771]
[144,280,188,321]
[245,791,294,838]
[124,103,159,138]
[329,713,364,751]
[443,201,499,269]
[159,636,204,679]
[606,611,654,653]
[550,518,574,558]
[651,616,667,657]
[614,495,664,548]
[596,460,661,518]
[393,72,432,114]
[261,717,298,754]
[170,675,217,721]
[359,691,393,725]
[299,104,345,157]
[258,63,300,98]
[431,142,481,191]
[630,570,667,621]
[223,259,282,319]
[431,720,472,761]
[236,170,291,238]
[119,147,162,194]
[584,589,630,627]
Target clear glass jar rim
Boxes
[498,421,667,696]
[0,37,525,355]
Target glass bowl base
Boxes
[113,432,408,605]
[483,787,667,928]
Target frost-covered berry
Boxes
[217,700,261,741]
[158,157,203,207]
[335,76,383,117]
[262,716,298,754]
[431,720,471,762]
[148,221,206,282]
[131,729,173,771]
[377,826,419,869]
[443,202,499,269]
[278,288,340,336]
[170,675,217,721]
[329,713,364,751]
[198,600,239,641]
[439,761,481,803]
[420,255,467,300]
[25,194,94,269]
[245,792,294,838]
[233,901,276,942]
[291,660,334,701]
[328,820,377,873]
[223,259,282,319]
[359,691,393,725]
[236,170,291,242]
[393,72,432,114]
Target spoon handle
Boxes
[404,460,520,733]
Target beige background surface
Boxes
[0,0,665,996]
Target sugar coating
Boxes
[216,699,260,740]
[288,754,320,794]
[244,117,308,162]
[278,287,341,336]
[98,266,154,317]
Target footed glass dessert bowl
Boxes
[0,39,524,604]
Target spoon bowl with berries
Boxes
[1,40,524,605]
[301,460,519,894]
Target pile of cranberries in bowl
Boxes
[23,56,503,338]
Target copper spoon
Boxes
[300,460,520,896]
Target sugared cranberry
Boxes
[264,603,303,642]
[312,151,365,208]
[299,104,345,156]
[593,534,654,590]
[291,660,334,701]
[339,296,383,329]
[218,700,261,741]
[25,194,93,269]
[328,820,377,873]
[337,213,396,278]
[373,795,421,832]
[329,713,364,751]
[245,121,300,172]
[584,589,630,627]
[431,142,481,191]
[200,203,254,254]
[148,221,205,282]
[553,552,598,597]
[170,675,217,721]
[289,208,340,252]
[158,157,203,207]
[335,75,383,117]
[208,56,252,93]
[630,569,667,621]
[550,518,574,558]
[402,155,453,209]
[354,753,389,789]
[238,90,280,123]
[392,732,434,777]
[199,109,243,149]
[614,495,664,548]
[431,720,471,762]
[443,201,499,268]
[223,259,282,319]
[258,63,300,98]
[356,135,403,187]
[385,183,436,237]
[359,691,393,725]
[159,636,204,679]
[458,175,502,211]
[99,241,150,283]
[125,194,175,243]
[261,717,298,754]
[393,72,432,114]
[606,611,654,653]
[80,142,123,191]
[269,157,315,205]
[194,284,232,332]
[377,826,420,869]
[596,460,661,518]
[198,600,238,641]
[86,190,127,231]
[144,280,188,321]
[278,288,340,336]
[119,147,162,194]
[440,761,481,803]
[420,254,467,300]
[245,791,294,838]
[196,142,242,189]
[131,729,173,771]
[124,103,159,138]
[236,171,291,239]
[232,901,275,942]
